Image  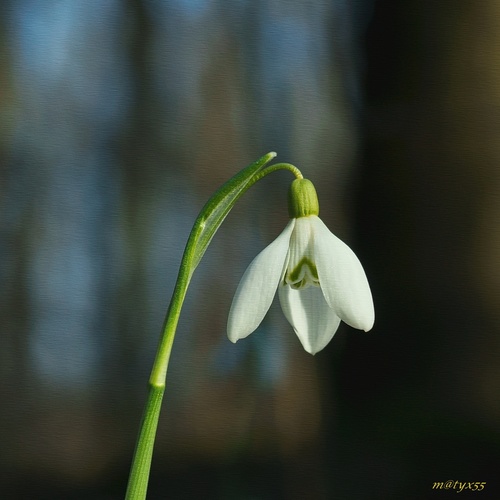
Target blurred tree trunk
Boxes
[116,0,157,388]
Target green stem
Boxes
[125,385,165,500]
[251,162,303,183]
[124,153,303,499]
[150,263,192,387]
[125,262,191,500]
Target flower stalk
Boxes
[125,152,303,499]
[125,151,374,498]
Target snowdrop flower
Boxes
[227,178,374,354]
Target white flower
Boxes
[227,179,374,355]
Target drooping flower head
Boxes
[227,177,374,354]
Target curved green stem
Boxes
[124,153,302,499]
[149,259,192,387]
[251,162,303,183]
[124,239,194,500]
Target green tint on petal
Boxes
[286,256,319,289]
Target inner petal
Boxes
[279,284,341,354]
[284,217,319,289]
[286,256,319,289]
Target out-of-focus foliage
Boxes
[1,0,499,498]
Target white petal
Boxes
[278,284,341,354]
[311,216,375,331]
[227,220,295,342]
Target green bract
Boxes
[188,151,278,273]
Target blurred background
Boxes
[1,0,500,498]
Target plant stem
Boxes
[125,262,191,500]
[149,264,191,387]
[125,384,165,500]
[251,162,303,182]
[124,153,301,499]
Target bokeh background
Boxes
[1,1,500,499]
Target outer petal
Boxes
[227,220,295,342]
[278,284,341,354]
[311,216,375,331]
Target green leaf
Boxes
[185,152,277,273]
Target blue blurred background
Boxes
[1,1,500,498]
